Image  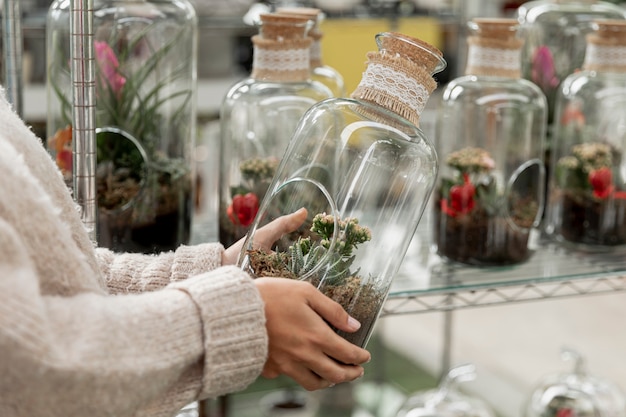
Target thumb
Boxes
[262,207,308,244]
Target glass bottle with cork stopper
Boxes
[218,12,333,248]
[276,6,346,97]
[434,18,548,266]
[547,19,626,250]
[237,32,446,348]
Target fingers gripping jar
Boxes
[434,18,548,266]
[218,13,333,248]
[239,32,446,348]
[547,20,626,249]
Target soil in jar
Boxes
[557,191,626,246]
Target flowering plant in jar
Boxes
[46,0,197,253]
[552,141,626,245]
[435,147,542,265]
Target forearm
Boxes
[96,242,225,294]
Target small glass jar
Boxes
[276,7,346,97]
[434,18,547,266]
[396,364,495,417]
[218,13,333,248]
[238,32,446,348]
[46,0,198,253]
[517,0,626,128]
[547,20,626,249]
[523,348,626,417]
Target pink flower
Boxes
[95,41,126,95]
[532,46,560,92]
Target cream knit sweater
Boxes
[0,91,268,416]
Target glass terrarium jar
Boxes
[218,13,333,248]
[276,7,346,97]
[547,20,626,249]
[46,0,197,253]
[434,18,547,266]
[396,364,495,417]
[523,348,626,417]
[517,0,626,128]
[238,32,446,348]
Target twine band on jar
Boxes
[351,52,436,127]
[251,36,312,81]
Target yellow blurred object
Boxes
[320,17,443,94]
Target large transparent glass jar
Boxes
[523,348,626,417]
[396,364,495,417]
[517,0,626,128]
[46,0,198,253]
[218,13,333,248]
[238,32,446,348]
[434,18,547,266]
[276,7,346,97]
[547,20,626,249]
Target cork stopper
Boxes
[276,7,323,40]
[465,18,523,78]
[583,19,626,72]
[376,32,445,75]
[351,32,446,127]
[257,13,311,41]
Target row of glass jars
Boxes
[435,10,626,267]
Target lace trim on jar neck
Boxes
[583,43,626,72]
[465,38,522,78]
[310,34,323,69]
[466,44,521,78]
[583,21,626,73]
[251,36,312,82]
[350,51,436,127]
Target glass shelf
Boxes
[385,215,626,315]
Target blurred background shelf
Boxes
[386,216,626,314]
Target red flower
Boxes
[555,409,574,417]
[441,173,476,217]
[589,167,614,199]
[227,193,259,227]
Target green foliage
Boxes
[285,213,372,285]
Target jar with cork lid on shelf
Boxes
[218,12,333,248]
[433,18,548,266]
[547,19,626,250]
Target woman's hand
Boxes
[222,208,308,266]
[255,277,371,391]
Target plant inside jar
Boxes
[434,147,541,265]
[220,157,279,246]
[553,140,626,246]
[246,212,382,347]
[47,28,194,253]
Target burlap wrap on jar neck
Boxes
[350,51,437,127]
[465,21,523,79]
[251,14,313,82]
[583,20,626,73]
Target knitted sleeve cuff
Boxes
[169,265,267,398]
[96,242,225,294]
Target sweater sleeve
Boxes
[0,218,267,417]
[95,242,225,294]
